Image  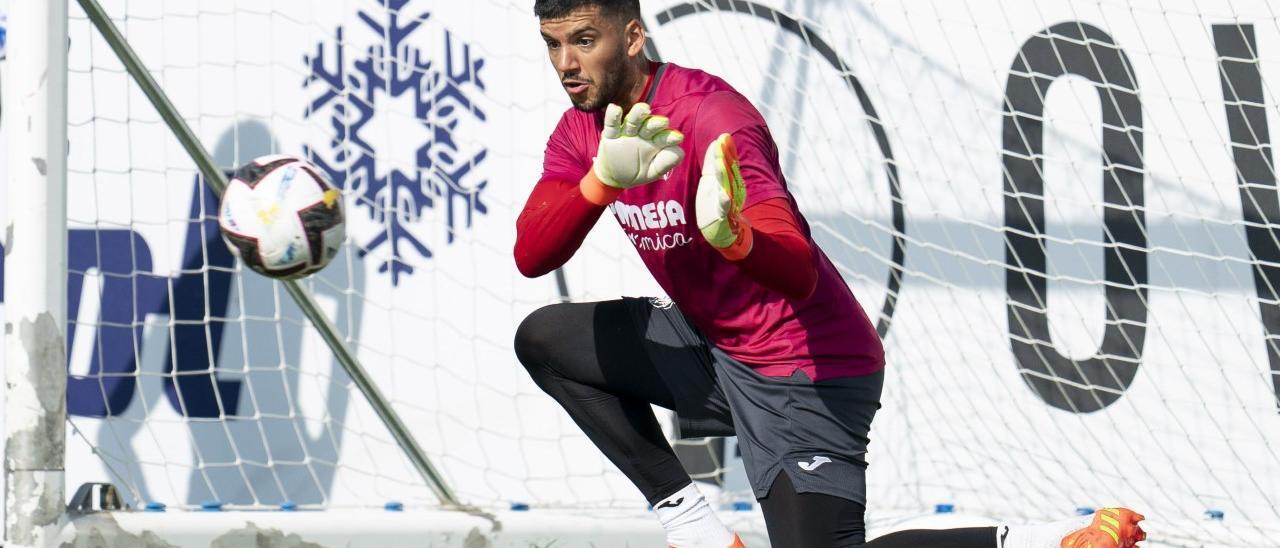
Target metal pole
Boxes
[283,282,460,505]
[76,0,462,509]
[4,0,69,545]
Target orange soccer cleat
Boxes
[1061,507,1147,548]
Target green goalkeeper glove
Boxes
[593,102,685,189]
[696,133,752,259]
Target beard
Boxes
[571,45,629,112]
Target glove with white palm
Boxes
[696,132,752,259]
[592,102,685,190]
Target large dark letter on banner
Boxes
[1213,24,1280,411]
[1003,22,1148,413]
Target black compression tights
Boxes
[514,300,691,504]
[762,471,996,547]
[515,301,997,547]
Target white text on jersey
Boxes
[613,200,687,231]
[629,232,693,251]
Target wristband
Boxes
[579,171,623,206]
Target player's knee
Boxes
[514,304,565,373]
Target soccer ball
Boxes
[217,155,345,280]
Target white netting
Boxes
[39,0,1280,545]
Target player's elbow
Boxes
[780,240,818,300]
[514,251,552,278]
[797,268,819,301]
[784,265,818,301]
[513,228,554,278]
[514,244,569,278]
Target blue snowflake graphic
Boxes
[303,0,488,284]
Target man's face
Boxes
[540,6,632,112]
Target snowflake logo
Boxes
[303,0,488,284]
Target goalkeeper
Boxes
[514,1,1146,546]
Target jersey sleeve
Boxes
[541,109,592,184]
[691,91,790,208]
[514,109,607,278]
[739,198,818,300]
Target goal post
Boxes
[3,0,69,545]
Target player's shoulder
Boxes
[653,63,740,106]
[655,64,763,124]
[546,105,604,151]
[551,104,599,130]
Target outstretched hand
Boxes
[696,132,748,251]
[592,102,685,189]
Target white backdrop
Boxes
[1,1,1279,545]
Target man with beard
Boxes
[513,1,1146,546]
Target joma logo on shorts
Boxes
[613,200,686,231]
[798,456,832,471]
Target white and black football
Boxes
[217,155,345,280]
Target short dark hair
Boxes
[533,0,641,24]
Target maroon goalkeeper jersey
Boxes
[538,63,883,380]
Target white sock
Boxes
[997,514,1094,548]
[653,483,735,548]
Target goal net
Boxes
[4,0,1279,546]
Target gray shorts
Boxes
[625,297,883,505]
